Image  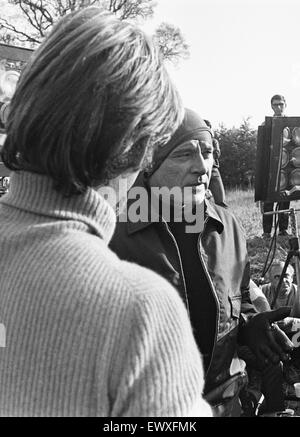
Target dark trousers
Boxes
[238,346,285,413]
[260,363,285,412]
[263,201,290,233]
[205,372,248,417]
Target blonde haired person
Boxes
[0,8,211,417]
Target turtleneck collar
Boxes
[0,171,116,244]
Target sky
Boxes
[144,0,300,129]
[1,0,300,129]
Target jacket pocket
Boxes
[229,295,242,319]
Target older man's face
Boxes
[270,264,293,294]
[148,131,214,207]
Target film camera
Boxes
[255,116,300,202]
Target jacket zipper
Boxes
[197,218,220,377]
[162,219,191,319]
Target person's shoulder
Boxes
[56,232,184,317]
[110,218,129,243]
[108,258,211,417]
[115,256,195,328]
[210,201,244,229]
[116,258,182,304]
[57,229,117,265]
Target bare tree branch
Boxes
[0,0,188,65]
[0,17,41,43]
[154,22,190,64]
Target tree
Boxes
[153,22,189,64]
[0,0,189,64]
[0,0,155,44]
[215,118,257,189]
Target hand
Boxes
[276,317,300,333]
[240,307,294,367]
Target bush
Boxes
[216,118,257,189]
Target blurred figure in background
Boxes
[0,65,20,146]
[204,119,226,207]
[261,261,300,336]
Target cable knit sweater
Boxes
[0,171,211,417]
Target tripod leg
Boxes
[290,254,300,317]
[293,254,300,288]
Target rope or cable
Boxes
[261,204,280,280]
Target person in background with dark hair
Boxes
[262,95,290,238]
[204,119,226,206]
[262,261,296,310]
[0,8,212,417]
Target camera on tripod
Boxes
[255,116,300,202]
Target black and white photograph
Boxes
[0,0,300,422]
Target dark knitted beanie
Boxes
[149,108,213,175]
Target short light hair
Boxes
[271,94,286,105]
[2,7,183,195]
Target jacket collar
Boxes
[125,172,224,235]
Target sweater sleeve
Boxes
[109,268,212,417]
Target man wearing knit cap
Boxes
[110,108,294,416]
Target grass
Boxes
[226,188,300,283]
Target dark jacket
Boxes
[110,177,257,396]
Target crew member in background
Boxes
[262,95,290,238]
[262,261,296,310]
[204,119,226,207]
